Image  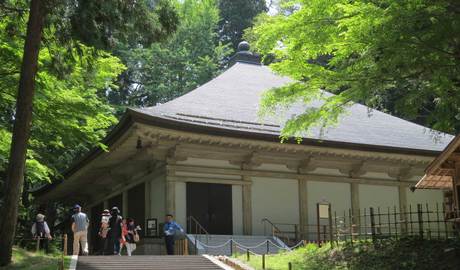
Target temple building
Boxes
[35,42,453,252]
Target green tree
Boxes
[108,0,231,110]
[249,0,460,138]
[0,0,177,265]
[218,0,267,50]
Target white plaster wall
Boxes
[232,185,243,235]
[307,181,351,225]
[406,188,444,206]
[150,174,166,221]
[251,177,299,235]
[175,182,187,228]
[359,185,399,209]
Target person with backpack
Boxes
[71,204,89,255]
[31,213,52,253]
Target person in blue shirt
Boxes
[163,214,184,255]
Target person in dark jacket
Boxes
[163,214,184,255]
[107,206,123,255]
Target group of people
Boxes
[97,206,140,256]
[71,205,140,256]
[32,204,184,256]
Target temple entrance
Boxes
[186,182,233,234]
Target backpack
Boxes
[35,221,45,237]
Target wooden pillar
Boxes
[242,174,252,235]
[122,190,128,217]
[166,163,176,216]
[454,162,460,217]
[350,183,360,225]
[298,176,308,240]
[145,178,152,219]
[398,184,408,233]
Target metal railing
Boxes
[187,216,210,254]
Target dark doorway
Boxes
[186,183,233,234]
[128,183,145,237]
[90,202,104,254]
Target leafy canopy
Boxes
[108,0,231,110]
[249,0,460,138]
[0,13,125,187]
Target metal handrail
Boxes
[187,216,210,253]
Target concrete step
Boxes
[75,255,224,270]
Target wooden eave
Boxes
[416,134,460,189]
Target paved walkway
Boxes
[73,255,228,270]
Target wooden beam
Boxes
[167,176,251,186]
[169,164,417,187]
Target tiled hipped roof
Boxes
[134,62,452,153]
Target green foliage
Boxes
[2,246,71,270]
[51,0,179,50]
[108,0,231,109]
[0,13,125,187]
[249,0,460,137]
[236,239,460,270]
[218,0,268,50]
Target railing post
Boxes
[230,239,233,256]
[370,207,376,243]
[266,240,269,254]
[246,249,250,261]
[194,235,198,255]
[288,262,292,270]
[417,204,424,239]
[36,237,40,252]
[294,225,298,242]
[262,254,266,269]
[328,204,333,246]
[184,238,189,255]
[63,234,68,256]
[316,203,321,247]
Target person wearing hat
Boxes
[31,213,52,253]
[107,206,123,255]
[71,204,89,255]
[98,209,111,255]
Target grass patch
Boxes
[0,247,71,270]
[235,238,460,270]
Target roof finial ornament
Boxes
[238,41,250,52]
[229,40,261,66]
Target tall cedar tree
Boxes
[218,0,267,50]
[0,0,178,265]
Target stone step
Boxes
[75,255,224,270]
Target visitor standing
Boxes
[163,214,184,255]
[98,209,110,255]
[31,213,52,253]
[125,218,140,256]
[71,204,89,255]
[107,206,123,255]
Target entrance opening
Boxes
[186,182,233,234]
[128,183,145,237]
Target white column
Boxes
[298,176,308,239]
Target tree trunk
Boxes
[0,0,46,266]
